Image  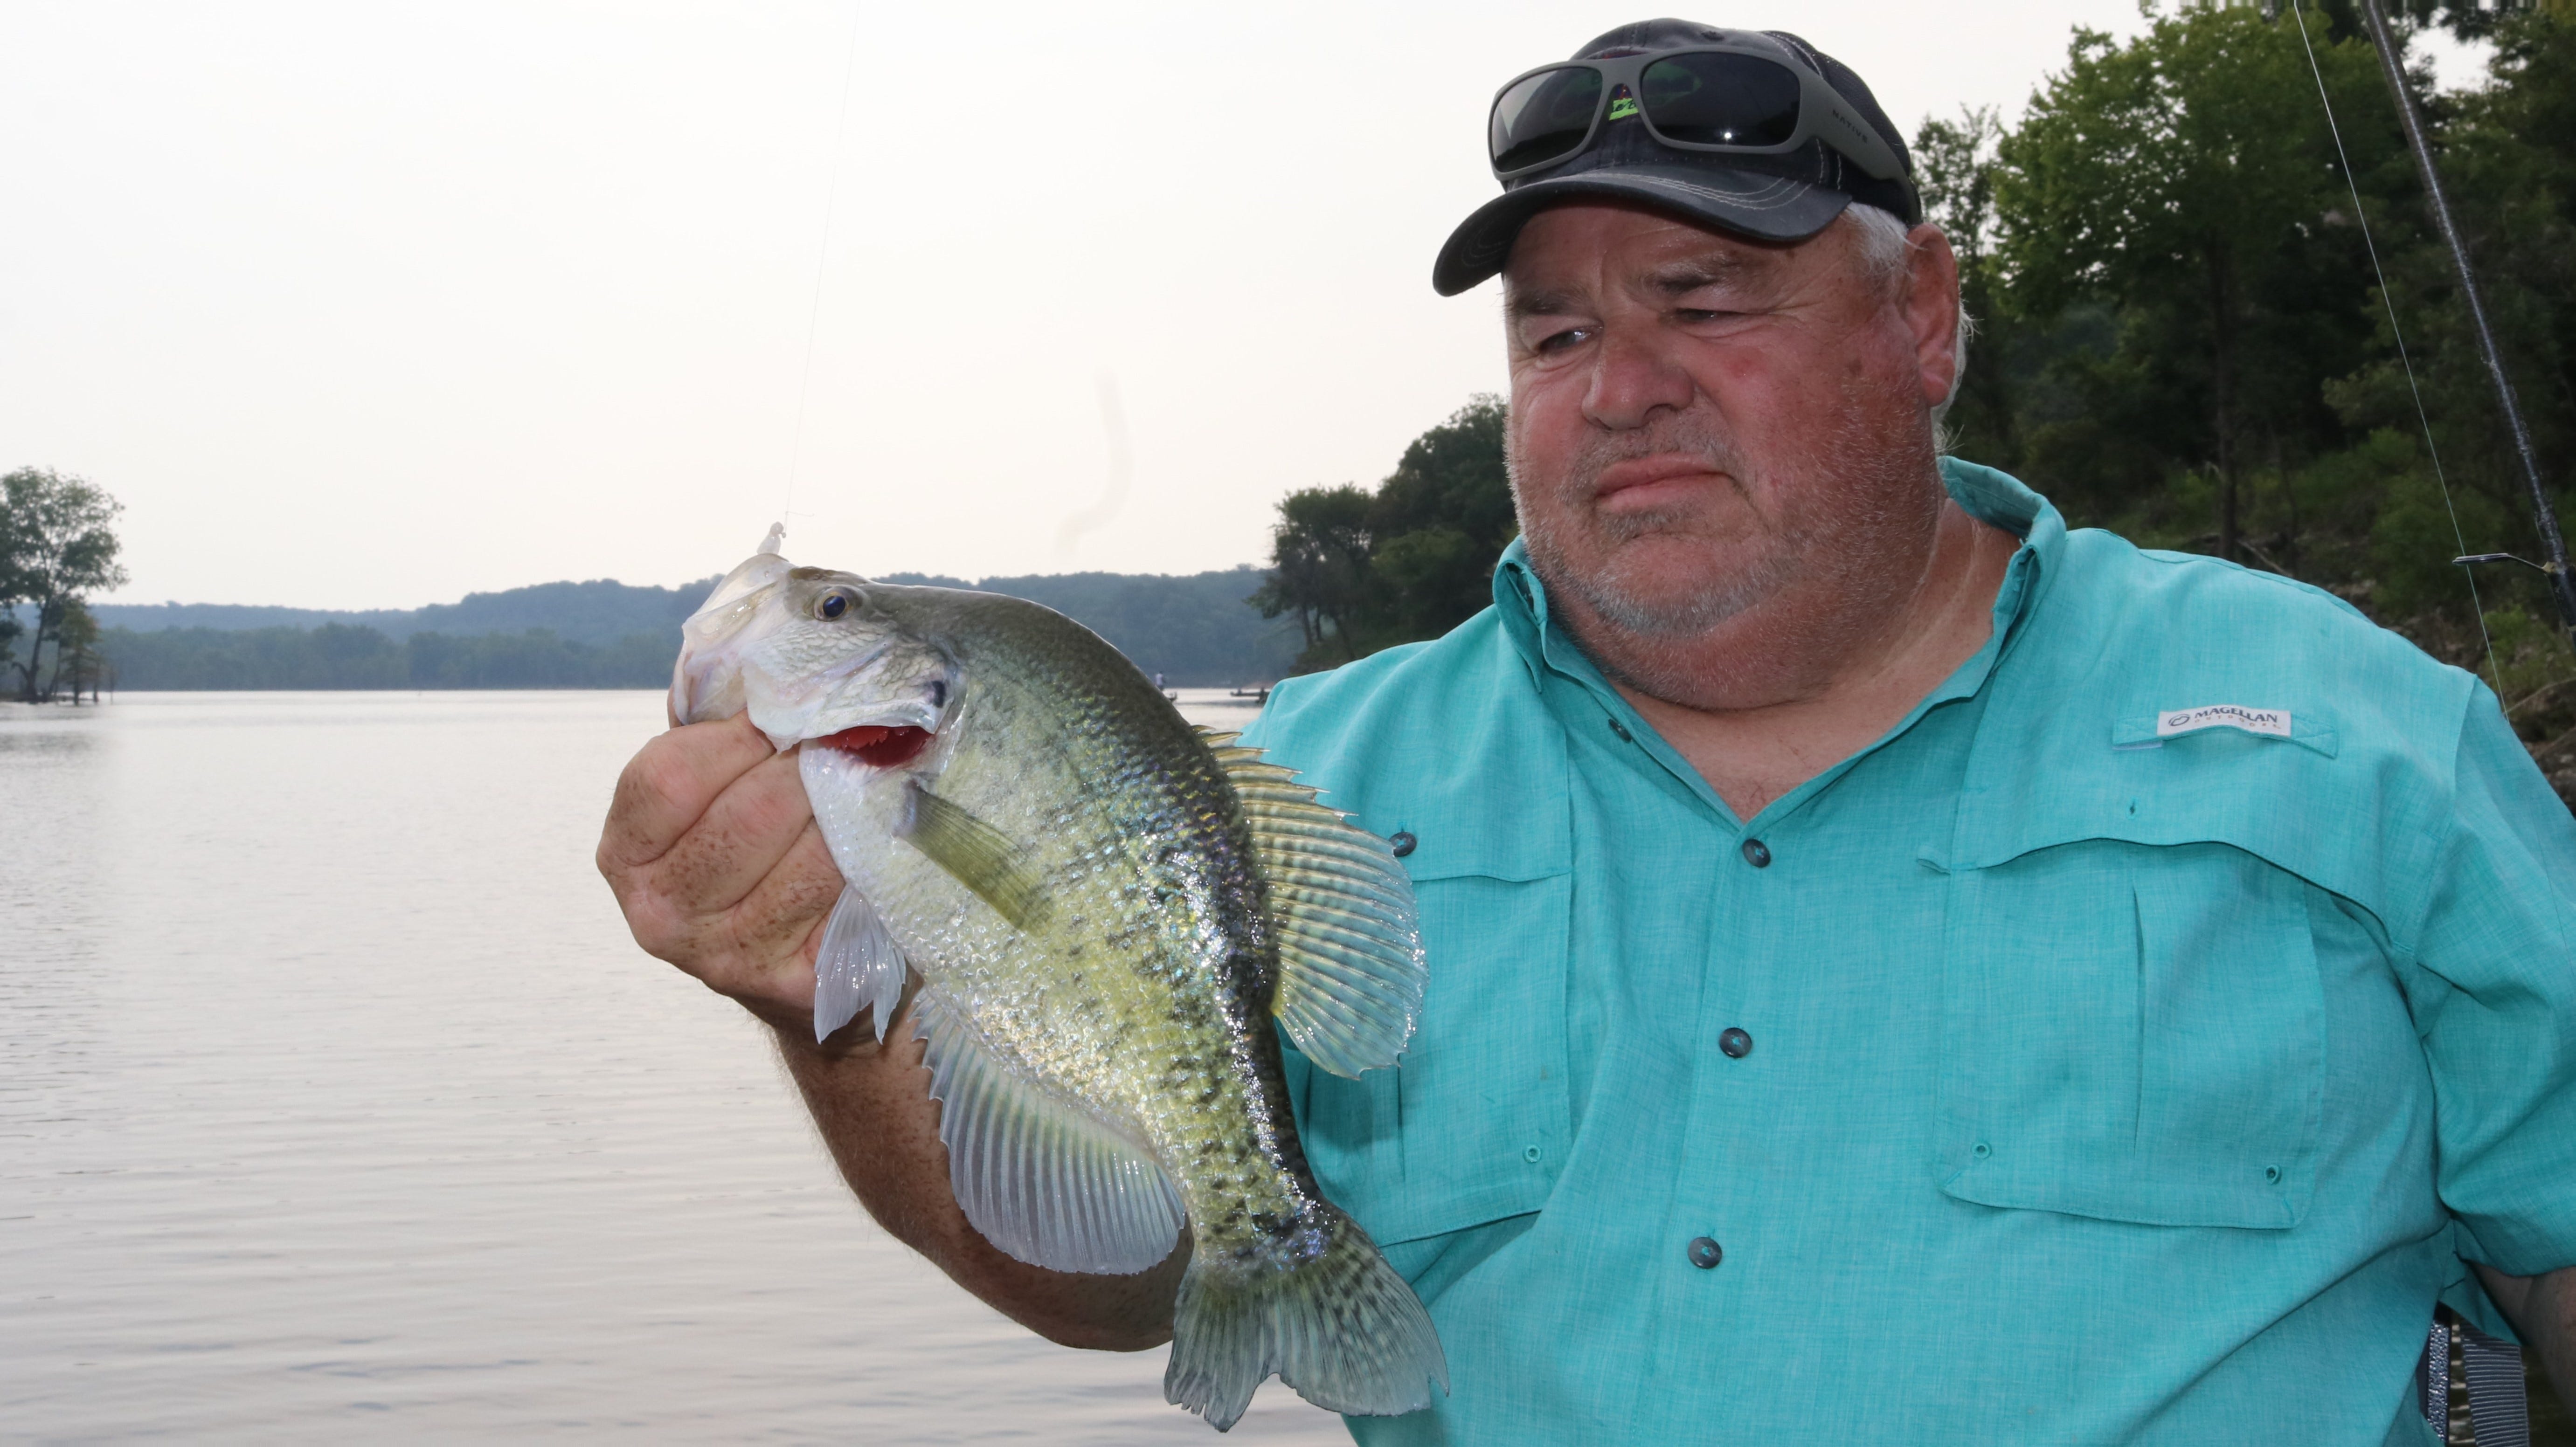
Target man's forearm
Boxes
[774,1016,1185,1351]
[2474,1262,2575,1409]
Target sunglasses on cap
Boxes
[1489,40,1908,184]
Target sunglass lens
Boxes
[1491,67,1602,173]
[1639,53,1800,148]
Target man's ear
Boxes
[1901,224,1963,410]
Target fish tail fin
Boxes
[1164,1207,1447,1432]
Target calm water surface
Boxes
[0,690,1351,1443]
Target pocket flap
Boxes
[1936,838,2324,1229]
[1952,703,2386,918]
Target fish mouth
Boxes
[813,722,936,770]
[802,685,948,770]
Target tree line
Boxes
[1258,4,2576,797]
[1,458,1299,693]
[94,624,683,690]
[86,568,1300,692]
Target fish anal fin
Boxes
[913,990,1186,1276]
[1208,743,1426,1078]
[900,783,1052,930]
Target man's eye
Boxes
[1532,325,1593,354]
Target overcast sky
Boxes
[2,1,2470,610]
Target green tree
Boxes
[1913,106,2015,463]
[2327,11,2576,612]
[1252,484,1378,669]
[1368,396,1516,638]
[48,599,106,702]
[1254,397,1517,672]
[2283,0,2576,43]
[0,468,129,703]
[1996,3,2391,563]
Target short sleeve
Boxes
[2410,688,2576,1275]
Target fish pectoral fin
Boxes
[899,783,1052,930]
[1214,744,1426,1079]
[913,989,1186,1276]
[813,883,911,1044]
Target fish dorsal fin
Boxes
[1196,727,1425,1078]
[912,988,1186,1275]
[813,884,909,1044]
[900,783,1052,930]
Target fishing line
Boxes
[2287,0,2506,700]
[780,2,864,535]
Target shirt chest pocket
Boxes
[1293,863,1573,1247]
[1934,835,2325,1229]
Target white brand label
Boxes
[2156,705,2291,739]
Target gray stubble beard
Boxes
[1512,422,1805,639]
[1505,387,1945,705]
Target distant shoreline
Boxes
[58,567,1299,692]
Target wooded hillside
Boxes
[83,566,1298,690]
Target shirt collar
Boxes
[1490,458,2065,821]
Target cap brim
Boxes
[1432,165,1853,296]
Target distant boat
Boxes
[1227,685,1270,705]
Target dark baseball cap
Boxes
[1433,20,1921,296]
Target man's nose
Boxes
[1581,326,1696,430]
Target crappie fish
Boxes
[670,528,1446,1431]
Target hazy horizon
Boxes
[4,2,2488,613]
[91,558,1267,617]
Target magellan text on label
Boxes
[2156,705,2292,739]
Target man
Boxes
[599,20,2575,1443]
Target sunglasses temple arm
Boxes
[1801,74,1906,182]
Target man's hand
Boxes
[596,715,845,1036]
[2474,1262,2575,1414]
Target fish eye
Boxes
[816,590,852,621]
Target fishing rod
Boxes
[2353,0,2576,650]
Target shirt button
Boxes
[1687,1236,1723,1269]
[1388,831,1417,858]
[1718,1027,1753,1059]
[1741,838,1772,868]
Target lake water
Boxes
[0,689,1355,1443]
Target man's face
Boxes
[1501,203,1959,697]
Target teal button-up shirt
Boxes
[1243,461,2576,1446]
